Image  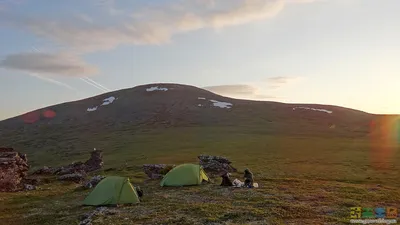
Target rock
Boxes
[79,207,114,225]
[84,150,104,172]
[0,147,29,192]
[32,166,61,175]
[23,178,40,186]
[142,164,175,179]
[32,149,103,177]
[58,172,86,183]
[84,175,105,189]
[24,184,36,191]
[198,155,237,176]
[57,162,86,176]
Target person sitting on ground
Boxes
[220,172,233,186]
[135,186,143,198]
[244,168,254,188]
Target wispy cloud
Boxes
[28,73,78,92]
[0,52,98,76]
[203,84,277,100]
[266,76,301,89]
[80,77,111,92]
[79,77,112,93]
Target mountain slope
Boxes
[0,83,393,167]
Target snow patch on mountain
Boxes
[146,86,168,92]
[102,97,116,106]
[198,97,206,100]
[293,107,332,114]
[210,100,233,109]
[87,96,117,112]
[87,107,98,112]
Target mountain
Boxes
[0,83,393,168]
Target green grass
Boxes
[1,127,399,224]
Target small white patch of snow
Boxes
[293,107,332,114]
[101,96,116,106]
[87,107,98,112]
[210,100,233,109]
[198,104,202,107]
[146,86,168,92]
[198,97,206,100]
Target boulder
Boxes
[198,155,237,176]
[84,175,105,189]
[142,164,175,179]
[24,184,36,191]
[0,147,29,192]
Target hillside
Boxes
[0,83,392,168]
[1,83,400,225]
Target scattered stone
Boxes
[84,175,105,189]
[142,164,175,179]
[58,172,86,183]
[79,207,117,225]
[0,147,29,192]
[198,155,237,176]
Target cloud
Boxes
[266,76,301,89]
[0,0,317,54]
[75,13,94,23]
[203,84,277,100]
[93,0,125,16]
[0,0,320,76]
[0,52,98,76]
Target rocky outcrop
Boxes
[84,150,103,172]
[84,175,105,189]
[33,149,104,176]
[58,173,86,183]
[32,166,60,175]
[198,155,237,176]
[0,147,29,192]
[143,164,175,179]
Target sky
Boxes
[0,0,399,120]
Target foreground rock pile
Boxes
[33,149,104,182]
[0,147,29,192]
[198,155,237,176]
[142,164,175,179]
[79,207,119,225]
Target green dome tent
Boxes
[83,176,140,206]
[160,164,209,187]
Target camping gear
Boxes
[232,178,259,188]
[83,176,140,206]
[160,163,209,187]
